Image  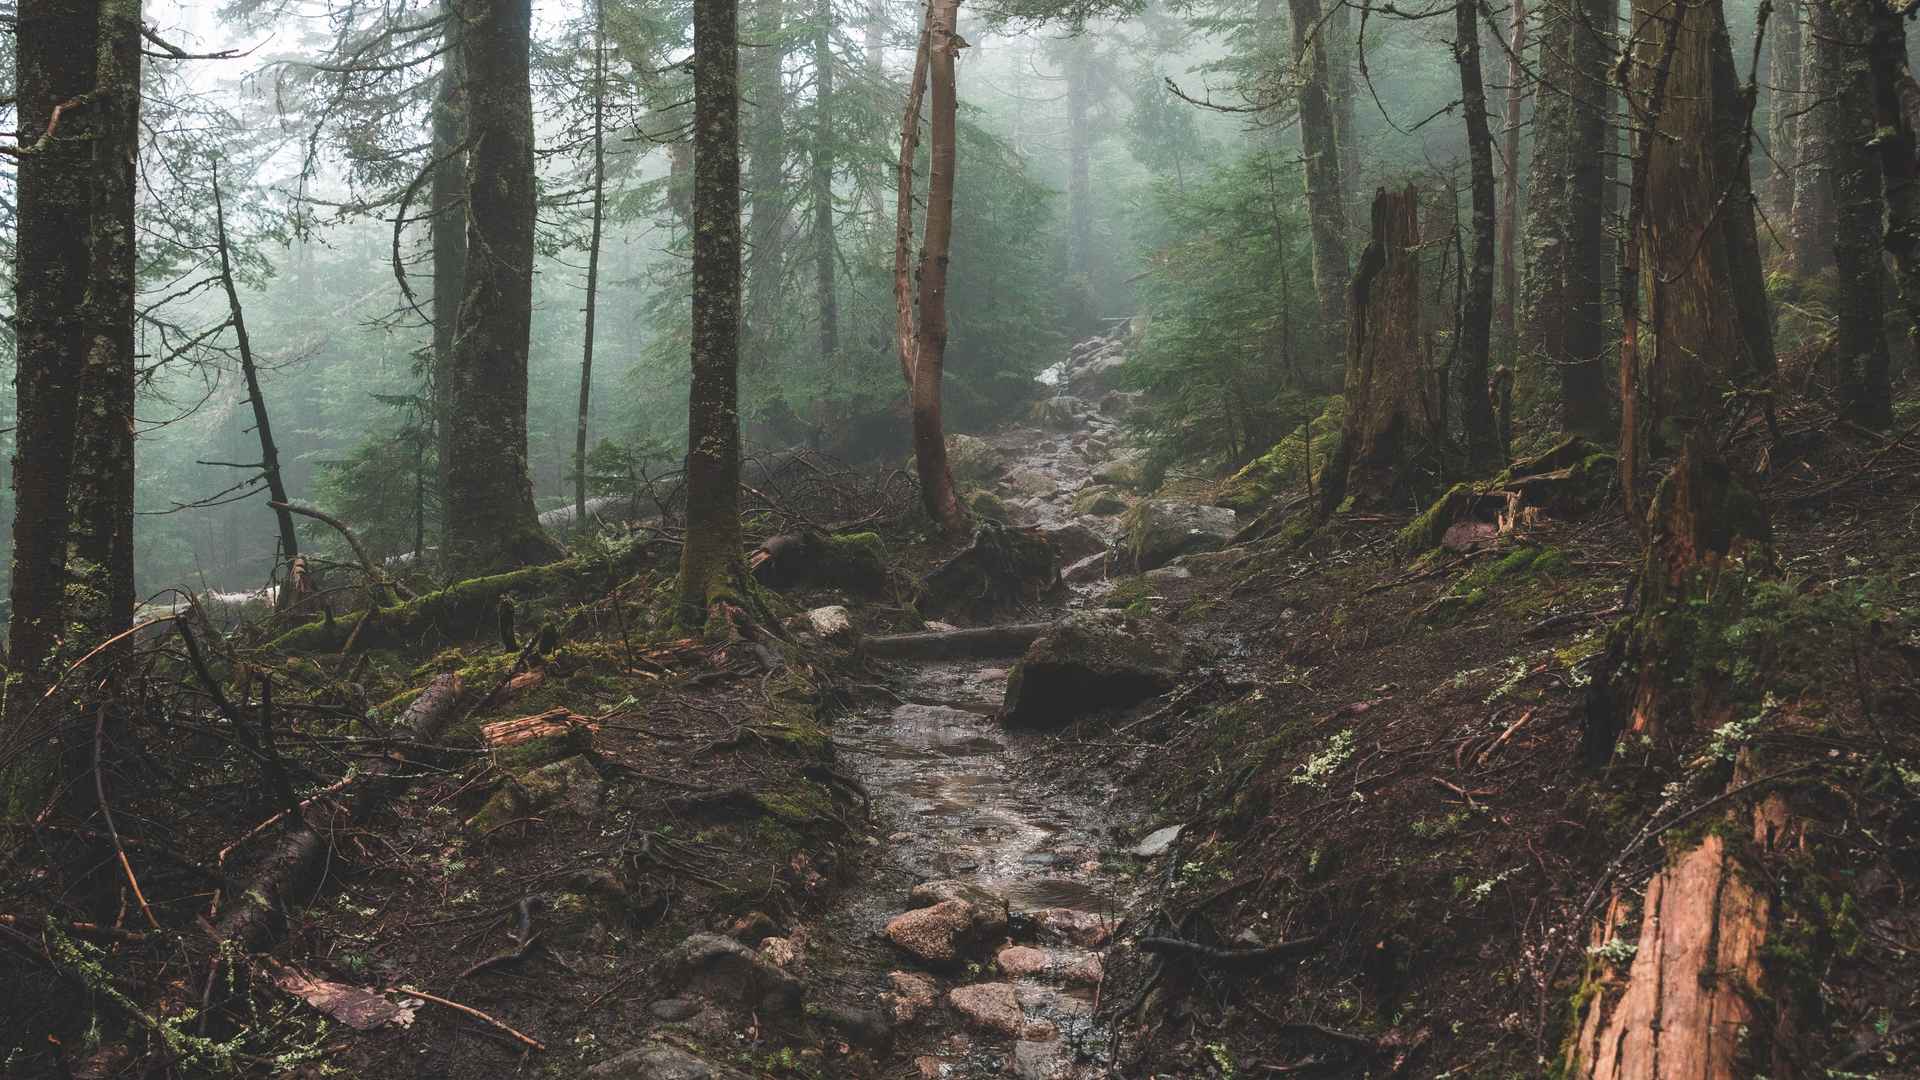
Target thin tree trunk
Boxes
[1561,0,1614,438]
[1520,3,1573,396]
[1288,0,1352,364]
[909,0,968,535]
[431,3,468,538]
[1066,37,1095,335]
[1817,0,1891,425]
[212,176,301,585]
[575,0,608,532]
[895,13,931,385]
[1498,0,1526,348]
[815,0,838,368]
[4,0,100,756]
[1455,0,1502,470]
[677,0,748,622]
[744,0,788,358]
[443,0,560,575]
[1765,0,1801,232]
[67,0,141,641]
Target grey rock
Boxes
[1003,611,1187,727]
[1124,500,1238,570]
[816,1003,894,1047]
[1130,824,1184,857]
[648,998,701,1021]
[583,1042,751,1080]
[663,933,803,1013]
[1038,522,1106,565]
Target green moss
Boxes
[1071,487,1129,516]
[966,488,1014,523]
[1398,483,1476,555]
[1102,576,1155,616]
[1216,396,1344,512]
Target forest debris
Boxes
[481,707,595,749]
[395,986,546,1050]
[866,621,1053,660]
[269,964,418,1031]
[1136,933,1326,968]
[1476,708,1534,765]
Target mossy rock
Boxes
[919,522,1060,622]
[906,434,1002,489]
[1072,487,1129,516]
[1216,396,1345,512]
[966,488,1014,524]
[1003,610,1188,727]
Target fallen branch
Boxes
[94,704,160,930]
[865,622,1053,660]
[270,500,418,602]
[1136,933,1326,968]
[397,985,546,1051]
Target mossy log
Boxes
[269,550,646,654]
[216,673,463,952]
[749,530,888,593]
[1397,436,1618,554]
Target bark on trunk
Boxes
[1454,0,1503,470]
[1562,0,1614,438]
[1498,0,1526,348]
[677,0,749,623]
[909,0,968,535]
[814,0,838,369]
[1519,4,1574,414]
[1791,0,1837,273]
[1628,0,1775,453]
[1066,37,1095,335]
[744,0,788,359]
[443,0,560,575]
[1288,0,1352,364]
[4,0,101,757]
[576,0,608,532]
[213,176,302,587]
[1814,0,1892,427]
[894,17,931,385]
[1861,0,1920,374]
[431,3,468,536]
[66,0,141,642]
[1764,0,1801,229]
[1320,186,1435,516]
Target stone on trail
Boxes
[815,1002,893,1047]
[1071,486,1129,516]
[1002,610,1187,727]
[996,945,1104,986]
[885,970,941,1024]
[885,900,996,967]
[1130,823,1184,857]
[1038,521,1107,565]
[1031,908,1113,949]
[583,1041,752,1080]
[1062,551,1114,584]
[1091,449,1149,491]
[802,605,858,646]
[1124,499,1239,570]
[947,982,1026,1037]
[1003,466,1060,497]
[663,932,803,1013]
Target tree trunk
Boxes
[744,0,788,360]
[4,0,100,760]
[677,0,748,623]
[1320,186,1435,516]
[212,176,301,588]
[431,2,468,538]
[1764,0,1801,230]
[1791,0,1837,273]
[1066,37,1095,335]
[1519,4,1573,416]
[443,0,560,575]
[1861,0,1920,373]
[1628,0,1775,453]
[909,0,968,535]
[1288,0,1352,364]
[576,0,608,532]
[1813,0,1892,427]
[814,0,838,370]
[1498,0,1525,349]
[894,17,931,385]
[66,0,141,643]
[1454,0,1502,471]
[1561,0,1614,439]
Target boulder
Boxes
[1071,487,1129,517]
[1030,395,1089,430]
[996,945,1104,986]
[884,970,940,1024]
[1002,611,1187,727]
[584,1042,752,1080]
[1124,500,1238,570]
[803,605,858,646]
[1038,522,1106,565]
[919,523,1059,622]
[816,1003,893,1047]
[1067,350,1128,399]
[663,932,803,1013]
[1091,449,1149,491]
[1098,390,1143,417]
[886,901,990,967]
[1003,467,1060,498]
[1031,908,1113,949]
[751,530,888,593]
[1062,551,1114,584]
[948,983,1026,1037]
[965,488,1015,524]
[948,434,1003,488]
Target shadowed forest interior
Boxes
[1,0,1919,1075]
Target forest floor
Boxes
[6,336,1920,1080]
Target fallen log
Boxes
[214,673,464,952]
[865,622,1054,660]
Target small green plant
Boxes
[1205,1041,1237,1078]
[1587,937,1638,967]
[1292,729,1356,788]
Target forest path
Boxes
[820,368,1154,1079]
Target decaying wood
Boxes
[481,707,594,748]
[865,622,1053,660]
[213,673,463,953]
[269,500,417,602]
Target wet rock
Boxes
[1067,350,1128,399]
[1031,908,1113,949]
[648,998,701,1021]
[1002,611,1187,727]
[727,910,781,945]
[965,488,1015,524]
[817,1003,893,1047]
[803,605,857,646]
[1038,522,1106,565]
[663,932,803,1013]
[1131,823,1184,856]
[1071,487,1129,516]
[1143,566,1191,583]
[1099,389,1143,417]
[584,1042,752,1080]
[1062,551,1114,584]
[1004,467,1060,498]
[1124,500,1238,570]
[948,982,1025,1037]
[915,1055,951,1079]
[1091,449,1149,491]
[885,900,996,967]
[1031,395,1090,430]
[886,970,941,1024]
[1012,1038,1072,1080]
[909,879,1009,916]
[996,945,1104,986]
[948,433,1004,488]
